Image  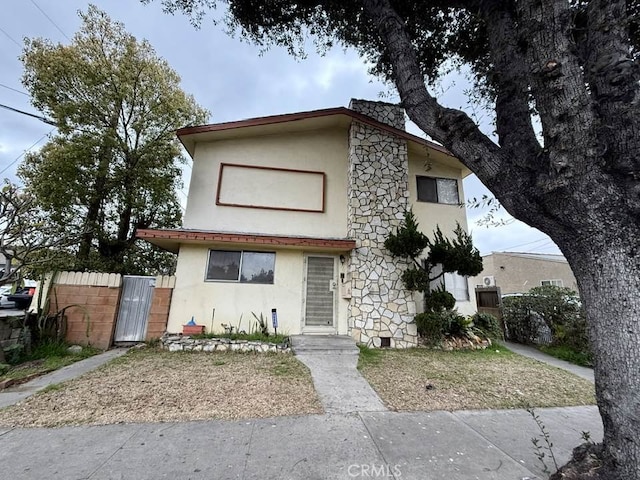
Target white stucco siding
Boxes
[407,153,478,315]
[167,244,350,335]
[183,128,349,238]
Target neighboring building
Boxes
[138,99,477,348]
[472,252,578,295]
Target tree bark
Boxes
[559,227,640,480]
[360,0,640,478]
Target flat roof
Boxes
[136,228,356,254]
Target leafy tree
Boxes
[147,1,640,477]
[19,5,209,275]
[0,180,71,285]
[385,210,482,310]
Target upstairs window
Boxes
[206,250,275,284]
[416,176,460,204]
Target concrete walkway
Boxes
[0,348,129,408]
[504,341,594,382]
[291,335,387,414]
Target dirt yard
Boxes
[358,344,596,411]
[0,348,323,427]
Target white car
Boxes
[0,285,16,309]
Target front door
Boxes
[303,256,336,328]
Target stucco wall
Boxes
[472,253,578,294]
[183,128,349,238]
[407,154,477,315]
[167,245,350,336]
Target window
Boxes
[541,279,563,287]
[445,273,470,301]
[428,264,469,301]
[206,250,275,284]
[416,176,460,204]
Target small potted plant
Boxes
[182,316,205,335]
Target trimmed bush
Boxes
[424,286,456,312]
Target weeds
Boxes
[1,340,100,382]
[527,407,559,475]
[539,345,593,367]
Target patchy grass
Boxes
[358,344,596,412]
[357,344,383,368]
[1,342,100,384]
[0,348,322,427]
[539,345,593,367]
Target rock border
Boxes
[161,333,291,353]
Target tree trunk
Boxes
[559,235,640,480]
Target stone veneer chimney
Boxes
[347,99,418,348]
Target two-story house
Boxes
[137,99,476,348]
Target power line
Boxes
[30,0,70,41]
[0,129,53,176]
[0,83,29,96]
[0,25,21,47]
[492,236,550,252]
[0,103,56,126]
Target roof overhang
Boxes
[137,229,356,254]
[177,107,472,177]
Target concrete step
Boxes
[290,335,360,355]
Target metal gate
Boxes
[114,276,156,342]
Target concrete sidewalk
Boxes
[504,341,594,382]
[0,406,602,480]
[0,339,602,479]
[0,348,129,409]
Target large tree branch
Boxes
[514,0,596,179]
[479,0,541,163]
[360,0,511,190]
[585,0,640,213]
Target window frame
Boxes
[205,249,276,284]
[416,175,460,205]
[540,279,563,287]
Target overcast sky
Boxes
[0,0,560,256]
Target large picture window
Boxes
[206,250,275,284]
[416,176,460,204]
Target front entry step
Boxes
[290,335,359,355]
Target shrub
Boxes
[3,344,24,365]
[415,309,473,342]
[472,312,503,339]
[424,286,456,312]
[446,312,477,339]
[415,311,446,342]
[502,286,589,355]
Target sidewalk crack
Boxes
[358,413,401,480]
[86,427,142,479]
[241,421,256,480]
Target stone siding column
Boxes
[347,100,418,348]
